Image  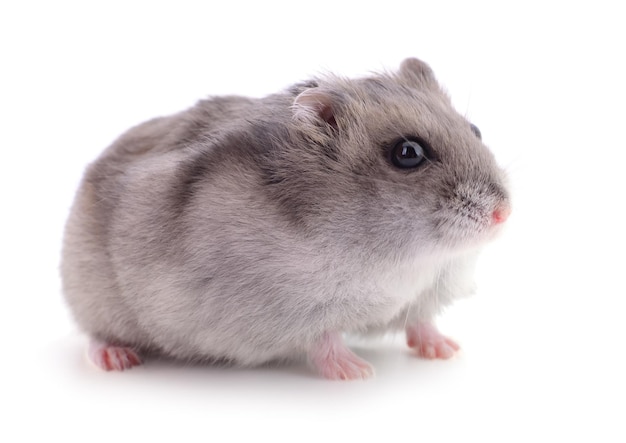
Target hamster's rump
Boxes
[61,58,510,378]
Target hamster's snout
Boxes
[439,180,511,245]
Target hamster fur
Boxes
[61,58,510,379]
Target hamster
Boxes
[61,58,510,380]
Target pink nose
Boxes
[492,206,511,224]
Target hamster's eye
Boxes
[470,123,482,140]
[390,140,426,169]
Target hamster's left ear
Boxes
[292,88,338,129]
[398,57,438,89]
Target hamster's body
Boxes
[61,58,510,379]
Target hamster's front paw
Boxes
[88,340,143,371]
[308,332,374,380]
[406,322,460,359]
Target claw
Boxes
[406,322,460,360]
[88,340,142,371]
[309,332,374,380]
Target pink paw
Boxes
[406,322,460,359]
[88,341,142,371]
[309,332,374,380]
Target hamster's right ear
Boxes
[292,88,338,129]
[398,57,438,89]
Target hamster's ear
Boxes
[292,88,338,129]
[398,57,437,88]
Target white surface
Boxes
[1,1,625,441]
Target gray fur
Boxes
[61,58,509,366]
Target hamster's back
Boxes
[60,95,257,348]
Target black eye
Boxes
[390,140,426,169]
[470,123,482,139]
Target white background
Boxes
[1,1,625,441]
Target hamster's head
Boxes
[265,58,510,260]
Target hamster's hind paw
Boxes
[88,340,142,371]
[308,332,374,380]
[406,322,460,359]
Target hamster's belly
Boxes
[108,254,443,367]
[348,259,440,330]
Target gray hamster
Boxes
[61,58,510,379]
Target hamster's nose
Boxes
[492,205,511,224]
